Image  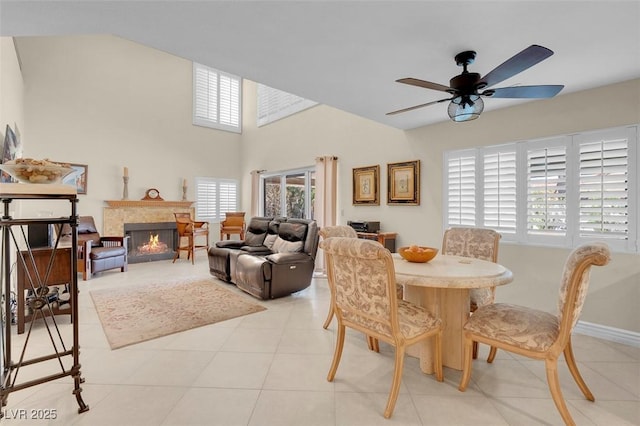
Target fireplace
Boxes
[124,222,178,264]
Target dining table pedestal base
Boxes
[404,285,470,374]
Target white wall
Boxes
[0,37,24,165]
[8,35,640,334]
[16,35,243,226]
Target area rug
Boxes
[90,279,266,349]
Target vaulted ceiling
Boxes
[1,1,639,130]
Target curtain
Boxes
[314,156,338,273]
[250,169,264,217]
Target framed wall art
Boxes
[62,163,88,194]
[352,164,380,205]
[387,160,420,205]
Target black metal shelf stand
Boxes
[0,190,88,418]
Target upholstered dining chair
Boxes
[318,226,379,352]
[321,237,443,418]
[458,242,610,426]
[441,226,501,359]
[173,212,209,264]
[219,212,246,241]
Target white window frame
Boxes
[257,84,317,127]
[259,166,315,219]
[193,63,242,133]
[443,124,638,253]
[194,177,240,223]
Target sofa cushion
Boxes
[89,246,126,260]
[278,221,308,242]
[241,245,273,255]
[263,234,278,249]
[243,217,272,246]
[272,237,303,253]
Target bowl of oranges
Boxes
[398,245,438,263]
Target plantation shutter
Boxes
[193,63,241,132]
[446,153,476,226]
[527,144,567,236]
[483,149,517,234]
[578,133,629,240]
[194,66,217,123]
[257,84,317,127]
[219,75,240,127]
[195,177,239,222]
[218,181,239,215]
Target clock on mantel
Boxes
[142,188,164,201]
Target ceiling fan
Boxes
[387,44,564,122]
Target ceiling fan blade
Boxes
[486,85,564,99]
[396,78,452,93]
[479,45,555,89]
[386,98,452,116]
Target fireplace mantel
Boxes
[105,200,193,208]
[103,200,195,236]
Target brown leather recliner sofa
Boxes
[208,216,319,300]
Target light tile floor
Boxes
[3,256,639,425]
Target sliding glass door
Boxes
[262,167,315,219]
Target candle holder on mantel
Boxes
[122,176,129,200]
[182,184,188,201]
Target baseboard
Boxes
[574,320,640,348]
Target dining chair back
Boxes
[321,237,443,418]
[458,242,611,426]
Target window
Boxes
[527,141,567,237]
[257,84,317,127]
[444,125,638,252]
[483,147,517,234]
[193,63,242,133]
[577,130,630,241]
[194,177,239,222]
[446,152,476,226]
[261,167,315,219]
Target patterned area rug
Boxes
[90,279,266,349]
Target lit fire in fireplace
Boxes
[138,233,169,254]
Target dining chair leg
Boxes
[322,302,334,329]
[458,338,474,391]
[545,358,576,426]
[366,335,380,352]
[433,332,443,382]
[472,341,479,359]
[384,346,406,419]
[327,323,346,382]
[564,338,594,401]
[487,346,498,363]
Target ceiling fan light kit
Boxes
[388,44,564,123]
[448,95,484,122]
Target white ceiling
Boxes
[1,1,639,130]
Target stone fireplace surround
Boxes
[103,201,195,261]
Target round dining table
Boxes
[393,253,513,374]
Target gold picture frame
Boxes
[387,160,420,205]
[352,165,380,205]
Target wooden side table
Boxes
[16,247,73,334]
[356,231,397,252]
